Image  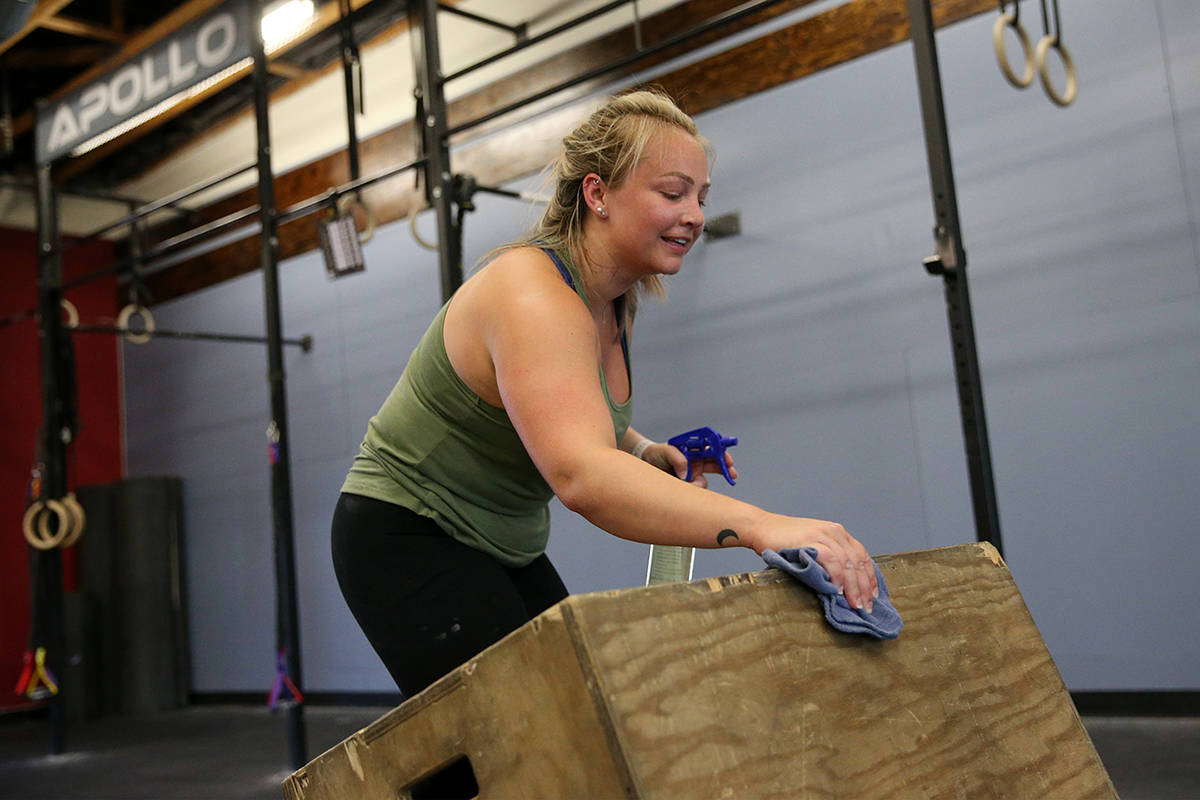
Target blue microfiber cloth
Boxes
[763,547,902,640]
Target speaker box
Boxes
[76,477,189,716]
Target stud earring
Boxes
[597,206,607,218]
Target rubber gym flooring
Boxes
[1,704,1197,799]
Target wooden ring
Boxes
[60,493,86,548]
[21,501,46,549]
[1036,36,1077,107]
[993,11,1035,89]
[60,298,79,328]
[116,304,155,344]
[23,500,70,550]
[336,195,376,245]
[37,499,72,549]
[408,204,438,251]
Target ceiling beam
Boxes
[267,59,310,80]
[109,0,125,34]
[4,44,115,68]
[139,0,997,306]
[38,14,130,44]
[0,0,76,58]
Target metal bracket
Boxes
[437,3,527,42]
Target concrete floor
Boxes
[0,706,1197,799]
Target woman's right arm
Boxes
[461,250,879,612]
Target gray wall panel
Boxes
[290,456,393,690]
[179,469,273,691]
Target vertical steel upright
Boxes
[249,1,307,769]
[906,0,1004,555]
[32,154,67,755]
[338,0,362,189]
[407,0,463,302]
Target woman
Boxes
[332,89,878,701]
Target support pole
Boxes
[250,2,307,769]
[408,0,463,302]
[338,0,362,191]
[32,153,67,755]
[906,0,1004,556]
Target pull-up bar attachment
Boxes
[71,323,313,351]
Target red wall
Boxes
[0,226,123,711]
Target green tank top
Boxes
[341,247,633,566]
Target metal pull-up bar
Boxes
[437,3,528,41]
[71,323,314,351]
[64,162,258,250]
[442,0,632,84]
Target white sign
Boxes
[36,0,253,164]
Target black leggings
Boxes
[331,492,568,699]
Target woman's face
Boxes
[600,126,709,278]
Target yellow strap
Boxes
[28,647,59,697]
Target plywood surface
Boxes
[564,543,1117,799]
[286,543,1116,799]
[284,608,627,800]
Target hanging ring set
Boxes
[994,0,1076,107]
[61,297,157,344]
[23,493,86,550]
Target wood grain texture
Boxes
[285,543,1116,800]
[283,606,630,800]
[566,543,1117,799]
[139,0,998,305]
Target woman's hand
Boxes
[754,514,879,613]
[639,442,738,489]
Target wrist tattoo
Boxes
[716,529,739,546]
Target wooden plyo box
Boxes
[285,543,1117,799]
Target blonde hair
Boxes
[510,89,709,329]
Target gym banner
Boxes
[36,0,253,164]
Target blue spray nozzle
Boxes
[667,426,738,485]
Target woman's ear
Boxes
[581,173,606,215]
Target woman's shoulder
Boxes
[469,245,574,296]
[479,243,554,272]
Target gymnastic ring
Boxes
[22,500,70,550]
[1035,35,1077,107]
[993,11,1035,89]
[408,203,439,251]
[60,298,79,329]
[336,195,376,245]
[60,493,86,548]
[116,303,155,344]
[37,499,72,549]
[21,501,45,549]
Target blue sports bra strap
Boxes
[543,247,575,290]
[543,246,632,376]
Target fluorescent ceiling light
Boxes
[261,0,316,52]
